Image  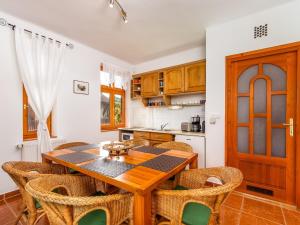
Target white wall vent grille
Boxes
[254,24,268,39]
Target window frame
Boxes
[23,87,52,141]
[100,85,126,131]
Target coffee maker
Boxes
[191,115,201,132]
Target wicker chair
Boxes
[156,141,193,189]
[54,142,89,150]
[2,161,66,225]
[153,167,243,225]
[25,175,133,225]
[156,141,193,153]
[123,138,150,147]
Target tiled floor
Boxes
[221,192,300,225]
[1,192,300,225]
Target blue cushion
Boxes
[78,209,106,225]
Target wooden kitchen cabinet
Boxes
[184,61,206,93]
[134,131,150,139]
[150,132,173,142]
[164,67,185,95]
[133,131,174,146]
[141,73,159,97]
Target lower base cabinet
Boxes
[133,131,174,147]
[175,135,206,168]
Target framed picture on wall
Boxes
[73,80,89,95]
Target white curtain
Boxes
[15,27,66,158]
[101,62,131,89]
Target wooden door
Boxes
[184,61,206,92]
[141,73,159,97]
[164,67,185,94]
[226,48,298,204]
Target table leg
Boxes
[134,192,152,225]
[189,156,198,169]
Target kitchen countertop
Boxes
[119,127,205,137]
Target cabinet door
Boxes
[184,61,206,92]
[141,73,159,97]
[164,67,185,94]
[134,131,150,140]
[150,132,173,141]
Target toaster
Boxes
[181,122,192,132]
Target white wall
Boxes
[130,94,205,130]
[0,11,133,194]
[205,0,300,167]
[134,46,206,73]
[131,46,206,130]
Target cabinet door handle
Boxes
[186,138,191,141]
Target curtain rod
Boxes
[0,18,74,49]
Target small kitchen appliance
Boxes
[191,115,201,132]
[181,122,192,132]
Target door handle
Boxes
[282,118,293,137]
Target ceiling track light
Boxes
[108,0,128,23]
[109,0,114,8]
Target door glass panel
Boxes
[101,93,110,124]
[238,127,249,153]
[27,105,38,132]
[263,64,286,91]
[254,79,267,113]
[238,65,258,93]
[272,95,286,124]
[272,128,286,158]
[238,97,249,123]
[114,94,122,125]
[254,118,266,155]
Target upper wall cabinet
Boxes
[132,60,206,105]
[184,61,206,93]
[164,67,185,95]
[141,72,159,97]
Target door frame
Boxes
[225,41,300,208]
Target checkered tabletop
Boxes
[139,155,187,172]
[80,158,135,178]
[133,146,170,155]
[56,152,99,164]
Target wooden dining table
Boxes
[42,142,198,225]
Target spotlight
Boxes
[109,0,114,8]
[122,11,128,23]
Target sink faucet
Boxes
[160,122,168,130]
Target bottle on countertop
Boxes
[202,120,205,133]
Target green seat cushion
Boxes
[182,202,211,225]
[174,185,189,190]
[78,209,106,225]
[34,188,61,209]
[69,168,79,174]
[34,199,41,209]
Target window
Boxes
[101,85,125,131]
[23,87,52,140]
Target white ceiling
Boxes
[0,0,293,64]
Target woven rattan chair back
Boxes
[154,167,243,225]
[123,138,150,147]
[53,142,89,150]
[2,161,65,225]
[156,141,193,153]
[25,175,133,225]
